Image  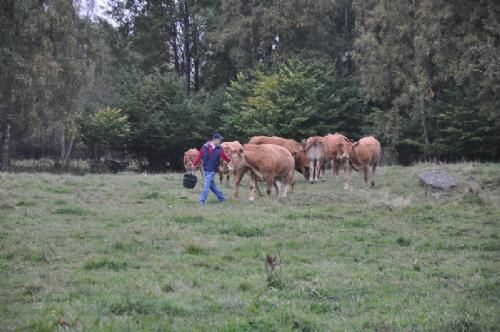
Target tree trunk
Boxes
[420,97,429,145]
[63,135,75,167]
[411,0,429,145]
[58,126,76,168]
[344,2,349,49]
[170,1,181,77]
[172,33,180,76]
[343,0,353,74]
[183,1,191,97]
[1,111,12,172]
[193,19,200,92]
[411,0,429,147]
[60,129,66,162]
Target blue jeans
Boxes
[200,171,225,204]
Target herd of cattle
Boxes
[183,134,381,201]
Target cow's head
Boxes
[293,150,310,180]
[227,148,246,172]
[337,138,355,161]
[219,161,229,174]
[303,138,318,152]
[184,155,195,169]
[218,147,232,173]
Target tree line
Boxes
[1,0,499,171]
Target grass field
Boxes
[1,163,499,331]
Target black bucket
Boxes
[183,173,198,189]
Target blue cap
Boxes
[212,132,224,140]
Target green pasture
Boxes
[0,163,499,331]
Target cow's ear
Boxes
[353,141,360,147]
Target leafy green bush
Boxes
[80,107,130,160]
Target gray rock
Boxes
[418,171,457,190]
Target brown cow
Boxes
[338,136,381,189]
[248,136,310,180]
[303,136,328,183]
[323,133,350,178]
[218,141,243,184]
[228,144,295,201]
[183,148,205,181]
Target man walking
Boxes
[192,133,231,205]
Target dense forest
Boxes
[1,0,499,171]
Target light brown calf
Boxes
[323,133,350,178]
[248,136,310,180]
[183,148,204,181]
[303,136,328,183]
[218,141,243,184]
[338,136,381,189]
[228,144,295,201]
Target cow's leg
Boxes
[219,171,223,183]
[312,161,316,183]
[277,178,286,197]
[314,161,322,183]
[279,182,286,198]
[282,171,295,197]
[340,159,347,183]
[282,182,288,198]
[254,181,264,197]
[318,161,323,182]
[313,160,319,183]
[371,163,377,186]
[249,174,257,201]
[266,178,274,198]
[320,162,326,182]
[274,180,280,197]
[344,164,352,190]
[308,160,315,184]
[333,159,340,177]
[363,166,369,186]
[343,159,349,173]
[233,170,244,198]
